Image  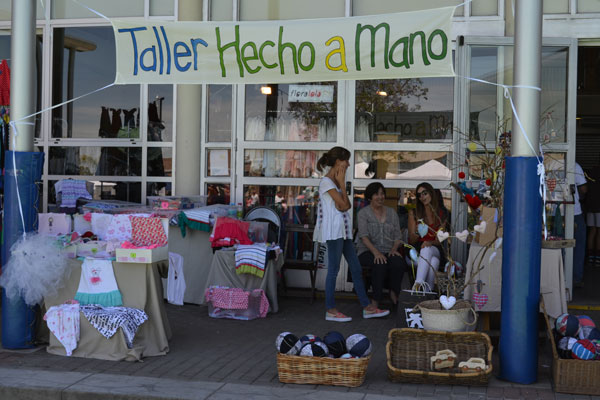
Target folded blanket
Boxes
[235,243,268,278]
[80,304,148,348]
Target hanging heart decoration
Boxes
[409,248,419,263]
[436,230,450,243]
[417,223,429,238]
[489,251,497,263]
[474,221,487,234]
[439,295,456,310]
[472,292,489,309]
[455,230,469,242]
[494,237,503,249]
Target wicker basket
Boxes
[542,301,600,395]
[386,328,493,386]
[416,299,478,332]
[276,353,370,387]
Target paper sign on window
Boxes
[288,85,334,103]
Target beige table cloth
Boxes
[167,226,214,304]
[463,242,567,318]
[200,249,283,313]
[44,259,172,361]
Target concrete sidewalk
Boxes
[0,296,598,400]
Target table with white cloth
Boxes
[200,248,283,313]
[167,226,214,304]
[44,259,172,361]
[463,242,567,318]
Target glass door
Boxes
[457,36,577,298]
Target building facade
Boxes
[1,0,598,294]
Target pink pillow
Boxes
[129,217,167,247]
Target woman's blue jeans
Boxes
[325,238,371,310]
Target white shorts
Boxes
[587,212,600,227]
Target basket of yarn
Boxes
[542,300,600,395]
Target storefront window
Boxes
[52,0,144,19]
[148,85,173,142]
[471,0,498,16]
[354,151,451,180]
[147,182,171,197]
[244,149,325,178]
[0,33,43,137]
[352,0,464,17]
[544,0,570,14]
[49,180,141,204]
[51,27,139,139]
[469,46,568,143]
[206,183,230,206]
[355,78,454,143]
[206,149,231,177]
[48,146,141,176]
[208,85,232,142]
[578,0,600,13]
[211,0,233,20]
[240,0,344,20]
[245,83,337,142]
[0,1,45,20]
[150,0,174,16]
[243,185,318,225]
[147,147,172,177]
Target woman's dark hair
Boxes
[415,182,447,227]
[316,146,351,172]
[365,182,385,202]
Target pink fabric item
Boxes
[129,217,167,247]
[83,212,92,222]
[204,287,269,317]
[120,241,162,249]
[209,217,252,248]
[472,292,489,310]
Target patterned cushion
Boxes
[130,217,167,247]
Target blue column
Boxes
[1,151,44,349]
[499,156,542,383]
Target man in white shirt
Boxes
[573,162,588,288]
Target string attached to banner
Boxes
[458,75,548,239]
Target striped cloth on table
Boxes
[235,243,268,278]
[184,209,211,224]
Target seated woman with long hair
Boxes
[407,182,449,292]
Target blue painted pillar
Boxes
[499,156,542,383]
[1,151,44,348]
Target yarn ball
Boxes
[346,333,372,358]
[299,341,329,357]
[593,340,600,359]
[557,336,577,359]
[275,332,302,355]
[577,315,596,329]
[571,339,597,360]
[323,331,347,358]
[299,334,322,345]
[339,353,357,359]
[555,313,580,337]
[582,327,600,341]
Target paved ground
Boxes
[0,261,599,399]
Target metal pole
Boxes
[9,0,36,151]
[499,0,543,384]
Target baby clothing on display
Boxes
[43,301,80,356]
[91,213,113,240]
[167,252,186,306]
[75,258,123,307]
[54,180,92,208]
[235,243,268,278]
[80,304,148,348]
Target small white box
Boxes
[62,244,77,259]
[115,218,169,263]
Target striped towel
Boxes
[235,243,268,278]
[184,209,211,224]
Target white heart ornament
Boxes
[489,251,497,263]
[417,223,429,238]
[455,230,469,242]
[439,295,456,310]
[409,248,419,263]
[494,237,503,249]
[474,221,487,234]
[436,230,449,243]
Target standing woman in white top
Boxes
[314,147,390,322]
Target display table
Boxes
[200,249,283,313]
[463,243,567,318]
[44,259,172,361]
[167,226,214,304]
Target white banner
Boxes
[112,7,455,84]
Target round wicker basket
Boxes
[416,299,477,332]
